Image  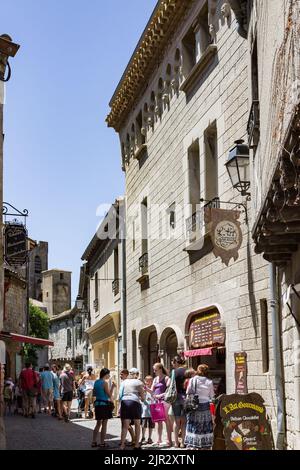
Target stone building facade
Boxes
[107,0,279,442]
[81,198,124,383]
[3,268,27,381]
[49,307,87,374]
[249,0,300,450]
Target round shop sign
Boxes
[214,221,241,251]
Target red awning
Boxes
[184,348,213,357]
[0,332,54,347]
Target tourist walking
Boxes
[3,378,14,416]
[152,363,173,447]
[60,363,75,422]
[119,368,145,450]
[79,366,96,419]
[171,356,187,448]
[185,364,215,450]
[19,362,39,418]
[119,369,135,447]
[40,364,54,415]
[91,368,115,448]
[52,364,62,419]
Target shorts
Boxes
[84,389,93,402]
[62,391,73,402]
[142,417,155,429]
[43,389,53,402]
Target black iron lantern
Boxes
[226,139,250,197]
[75,295,84,311]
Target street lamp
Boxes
[225,139,250,198]
[75,294,84,312]
[0,34,20,82]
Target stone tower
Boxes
[42,269,71,317]
[27,240,48,301]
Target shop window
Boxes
[204,122,218,202]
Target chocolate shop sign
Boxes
[206,208,243,266]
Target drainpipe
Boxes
[269,262,286,449]
[120,201,127,369]
[291,283,300,449]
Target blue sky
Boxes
[1,0,157,303]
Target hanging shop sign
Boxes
[206,208,243,266]
[189,311,225,349]
[4,223,27,267]
[234,352,248,395]
[217,393,274,450]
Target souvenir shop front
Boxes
[185,307,226,397]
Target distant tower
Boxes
[27,240,48,301]
[42,269,71,317]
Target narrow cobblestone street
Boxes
[4,401,172,451]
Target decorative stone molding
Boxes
[221,2,231,19]
[106,0,195,131]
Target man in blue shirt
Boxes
[40,364,54,415]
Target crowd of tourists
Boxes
[4,355,219,450]
[91,356,217,450]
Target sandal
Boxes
[91,442,98,448]
[98,443,109,448]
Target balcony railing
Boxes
[112,279,120,296]
[247,100,260,148]
[186,211,202,235]
[93,298,99,312]
[139,253,148,275]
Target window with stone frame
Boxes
[35,256,42,274]
[182,1,210,76]
[67,328,72,348]
[204,121,218,202]
[188,140,201,215]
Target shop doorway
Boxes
[186,307,226,396]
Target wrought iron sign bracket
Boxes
[3,202,29,224]
[199,198,248,224]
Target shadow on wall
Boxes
[247,230,258,337]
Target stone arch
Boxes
[184,303,225,338]
[159,325,185,371]
[138,324,161,376]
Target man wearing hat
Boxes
[60,364,75,422]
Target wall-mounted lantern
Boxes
[225,139,250,197]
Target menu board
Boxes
[235,352,248,395]
[189,311,225,348]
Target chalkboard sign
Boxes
[189,311,225,348]
[217,393,274,450]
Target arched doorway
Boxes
[138,326,159,377]
[185,306,226,396]
[159,326,185,371]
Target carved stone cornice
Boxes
[106,0,195,132]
